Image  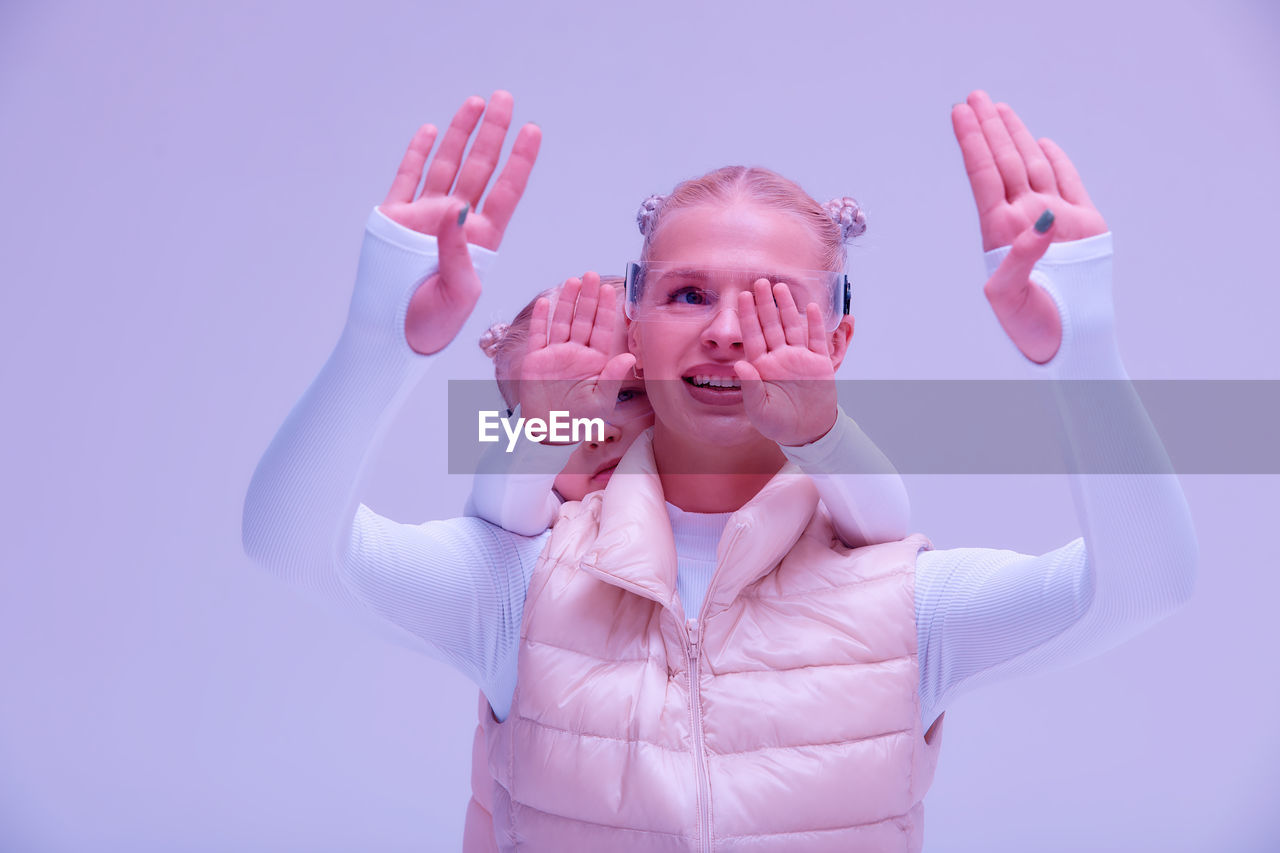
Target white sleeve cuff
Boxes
[983,232,1123,379]
[368,206,498,275]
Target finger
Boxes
[773,283,806,347]
[434,199,481,301]
[599,352,637,390]
[996,102,1057,194]
[967,90,1027,200]
[549,277,580,344]
[754,279,786,351]
[528,297,550,352]
[570,272,600,344]
[985,211,1055,305]
[421,96,486,196]
[734,360,767,412]
[588,283,617,352]
[1038,138,1094,207]
[737,290,768,362]
[591,353,636,420]
[805,303,827,356]
[950,103,1006,218]
[452,91,514,207]
[477,123,542,245]
[383,124,437,205]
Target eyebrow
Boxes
[653,268,799,282]
[653,268,712,282]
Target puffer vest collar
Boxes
[580,430,820,619]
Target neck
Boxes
[651,422,785,512]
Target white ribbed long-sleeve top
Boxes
[242,208,1197,730]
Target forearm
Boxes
[782,407,911,547]
[1005,232,1197,635]
[241,207,496,604]
[466,406,573,536]
[918,234,1197,724]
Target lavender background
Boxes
[3,0,1278,850]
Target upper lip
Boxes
[592,459,621,478]
[681,362,739,380]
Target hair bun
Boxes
[824,196,867,241]
[478,322,510,359]
[636,193,667,236]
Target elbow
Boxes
[1147,528,1200,623]
[241,494,277,569]
[1169,530,1199,609]
[240,483,294,576]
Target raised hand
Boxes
[951,91,1109,363]
[381,91,540,249]
[519,273,637,430]
[381,92,541,354]
[732,280,840,447]
[951,90,1107,250]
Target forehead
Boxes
[647,201,825,271]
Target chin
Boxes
[658,406,768,459]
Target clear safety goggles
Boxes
[624,262,851,332]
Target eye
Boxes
[616,387,647,404]
[667,286,711,306]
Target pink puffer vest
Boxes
[465,432,943,852]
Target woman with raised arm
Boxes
[243,90,1195,852]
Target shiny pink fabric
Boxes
[468,432,942,852]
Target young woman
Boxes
[470,269,909,544]
[243,90,1196,852]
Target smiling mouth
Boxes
[684,375,742,389]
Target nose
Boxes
[699,303,744,352]
[587,420,623,449]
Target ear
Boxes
[627,320,643,371]
[827,316,854,371]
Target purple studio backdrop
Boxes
[2,1,1278,850]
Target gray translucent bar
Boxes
[446,380,1280,475]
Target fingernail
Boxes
[1034,209,1054,233]
[457,203,470,226]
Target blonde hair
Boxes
[636,166,865,271]
[479,275,627,409]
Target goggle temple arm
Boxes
[623,262,642,320]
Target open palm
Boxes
[379,91,540,354]
[380,91,539,251]
[519,274,635,425]
[951,90,1107,251]
[733,280,839,447]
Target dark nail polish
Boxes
[1034,209,1054,233]
[458,203,470,226]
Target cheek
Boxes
[553,446,594,502]
[634,323,695,378]
[553,470,591,503]
[624,415,656,443]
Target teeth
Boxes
[689,375,741,389]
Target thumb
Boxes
[734,360,766,410]
[599,353,636,389]
[984,210,1063,364]
[435,200,481,304]
[985,210,1054,308]
[591,353,636,420]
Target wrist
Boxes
[780,407,839,448]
